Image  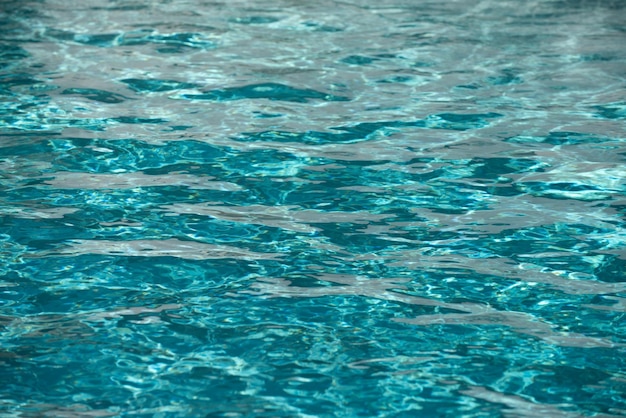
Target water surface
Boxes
[1,0,625,416]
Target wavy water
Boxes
[1,0,625,416]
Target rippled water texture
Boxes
[1,0,625,416]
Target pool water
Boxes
[1,0,625,416]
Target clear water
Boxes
[1,0,625,416]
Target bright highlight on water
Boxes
[1,0,625,416]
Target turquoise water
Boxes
[1,0,625,416]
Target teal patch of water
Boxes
[181,83,350,103]
[120,78,199,93]
[61,88,129,104]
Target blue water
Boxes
[1,0,625,416]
